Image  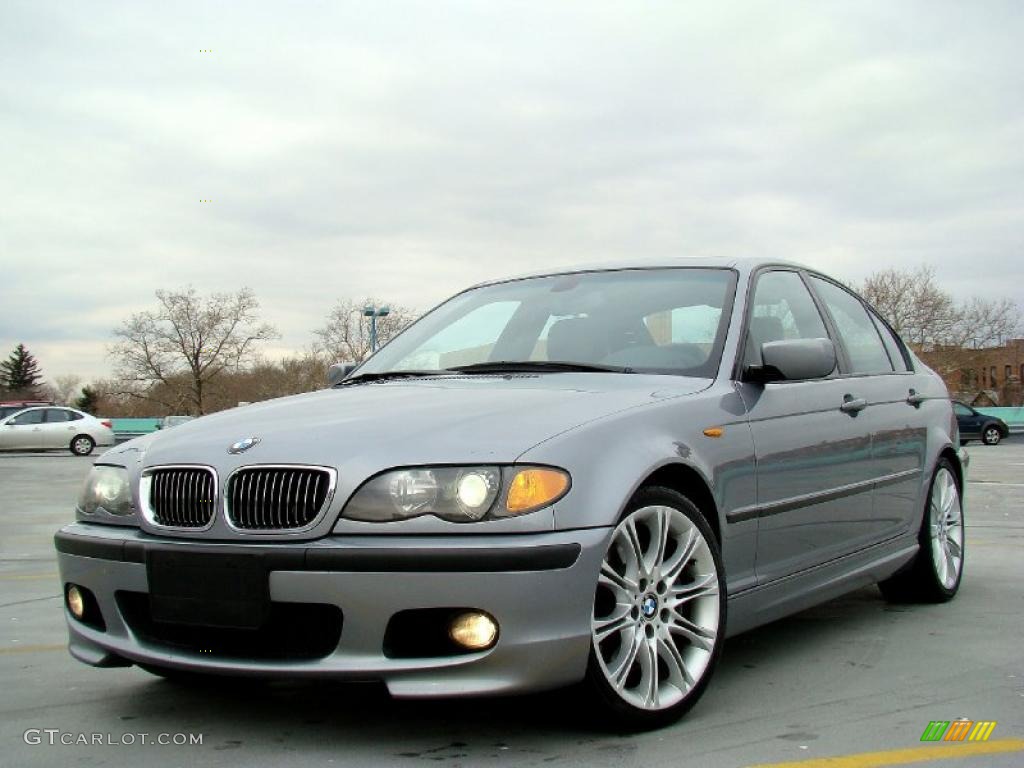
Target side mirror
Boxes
[747,338,836,382]
[327,362,357,387]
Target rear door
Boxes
[43,408,78,449]
[735,269,877,583]
[806,275,928,543]
[0,408,47,449]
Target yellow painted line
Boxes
[0,643,66,655]
[0,573,58,581]
[747,739,1024,768]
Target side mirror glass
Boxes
[747,338,836,382]
[327,362,357,387]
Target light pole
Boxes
[363,305,390,353]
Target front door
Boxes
[42,408,77,449]
[954,403,981,439]
[0,408,47,450]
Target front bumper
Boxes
[55,523,609,697]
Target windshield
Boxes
[358,268,737,378]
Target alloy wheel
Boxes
[983,427,1000,445]
[591,505,720,712]
[929,467,964,590]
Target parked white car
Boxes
[0,407,115,455]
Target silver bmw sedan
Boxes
[55,258,967,728]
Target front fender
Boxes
[517,383,758,591]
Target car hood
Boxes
[133,374,710,475]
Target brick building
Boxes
[920,338,1024,406]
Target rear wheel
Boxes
[879,458,964,603]
[982,426,1001,446]
[584,487,725,730]
[70,435,95,456]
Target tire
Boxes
[583,486,726,731]
[879,458,964,603]
[982,426,1001,446]
[70,435,95,456]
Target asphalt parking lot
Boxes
[1,440,1022,767]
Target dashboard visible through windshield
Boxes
[357,268,738,379]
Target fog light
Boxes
[448,611,498,650]
[67,585,85,619]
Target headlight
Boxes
[78,465,135,517]
[343,465,569,523]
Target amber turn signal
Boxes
[505,468,570,514]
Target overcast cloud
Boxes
[1,1,1021,381]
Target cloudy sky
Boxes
[1,1,1021,382]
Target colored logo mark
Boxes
[921,720,997,742]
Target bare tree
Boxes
[110,287,278,415]
[951,296,1020,349]
[52,374,83,406]
[313,298,417,364]
[862,266,1020,350]
[862,266,1021,389]
[861,266,957,347]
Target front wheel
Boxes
[585,487,725,730]
[879,458,964,603]
[70,435,95,456]
[982,426,1002,446]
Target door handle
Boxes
[906,389,926,407]
[840,395,867,414]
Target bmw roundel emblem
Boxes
[641,595,658,619]
[228,437,261,454]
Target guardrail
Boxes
[108,418,162,443]
[975,407,1024,434]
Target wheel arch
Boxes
[635,462,721,546]
[938,444,964,492]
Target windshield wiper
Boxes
[335,370,456,387]
[448,360,634,375]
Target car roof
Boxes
[4,405,81,414]
[467,256,809,289]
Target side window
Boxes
[868,310,910,372]
[744,270,829,367]
[10,409,45,425]
[953,403,973,417]
[46,409,71,422]
[809,277,893,375]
